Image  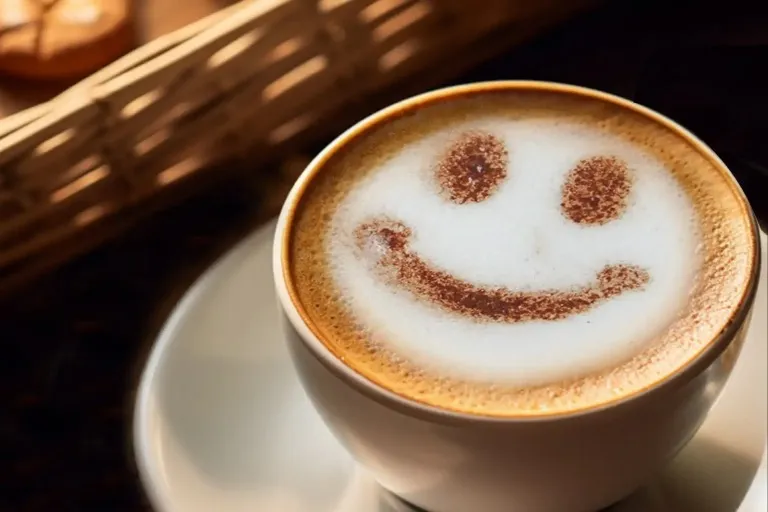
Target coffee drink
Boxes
[284,87,756,417]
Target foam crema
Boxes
[287,87,756,417]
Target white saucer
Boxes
[134,221,767,512]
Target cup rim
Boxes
[272,80,762,424]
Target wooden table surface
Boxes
[0,0,227,118]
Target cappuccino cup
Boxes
[273,81,761,512]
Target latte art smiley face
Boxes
[288,90,753,416]
[354,132,651,324]
[328,117,701,387]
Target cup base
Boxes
[379,490,428,511]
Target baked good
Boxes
[0,0,135,80]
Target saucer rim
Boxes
[132,224,262,512]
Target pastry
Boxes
[0,0,135,80]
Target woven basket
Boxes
[0,0,595,289]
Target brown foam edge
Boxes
[280,81,761,420]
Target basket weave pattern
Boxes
[0,0,592,282]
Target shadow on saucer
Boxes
[607,435,760,512]
[377,490,427,511]
[373,435,760,512]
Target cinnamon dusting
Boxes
[435,130,508,204]
[355,217,650,322]
[561,155,632,225]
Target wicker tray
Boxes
[0,0,595,290]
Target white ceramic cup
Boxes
[272,82,761,512]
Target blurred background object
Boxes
[1,0,767,511]
[0,0,599,296]
[0,0,136,80]
[0,0,235,113]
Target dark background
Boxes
[2,0,767,510]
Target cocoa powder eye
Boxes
[435,131,508,204]
[561,155,632,225]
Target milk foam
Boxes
[328,119,701,386]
